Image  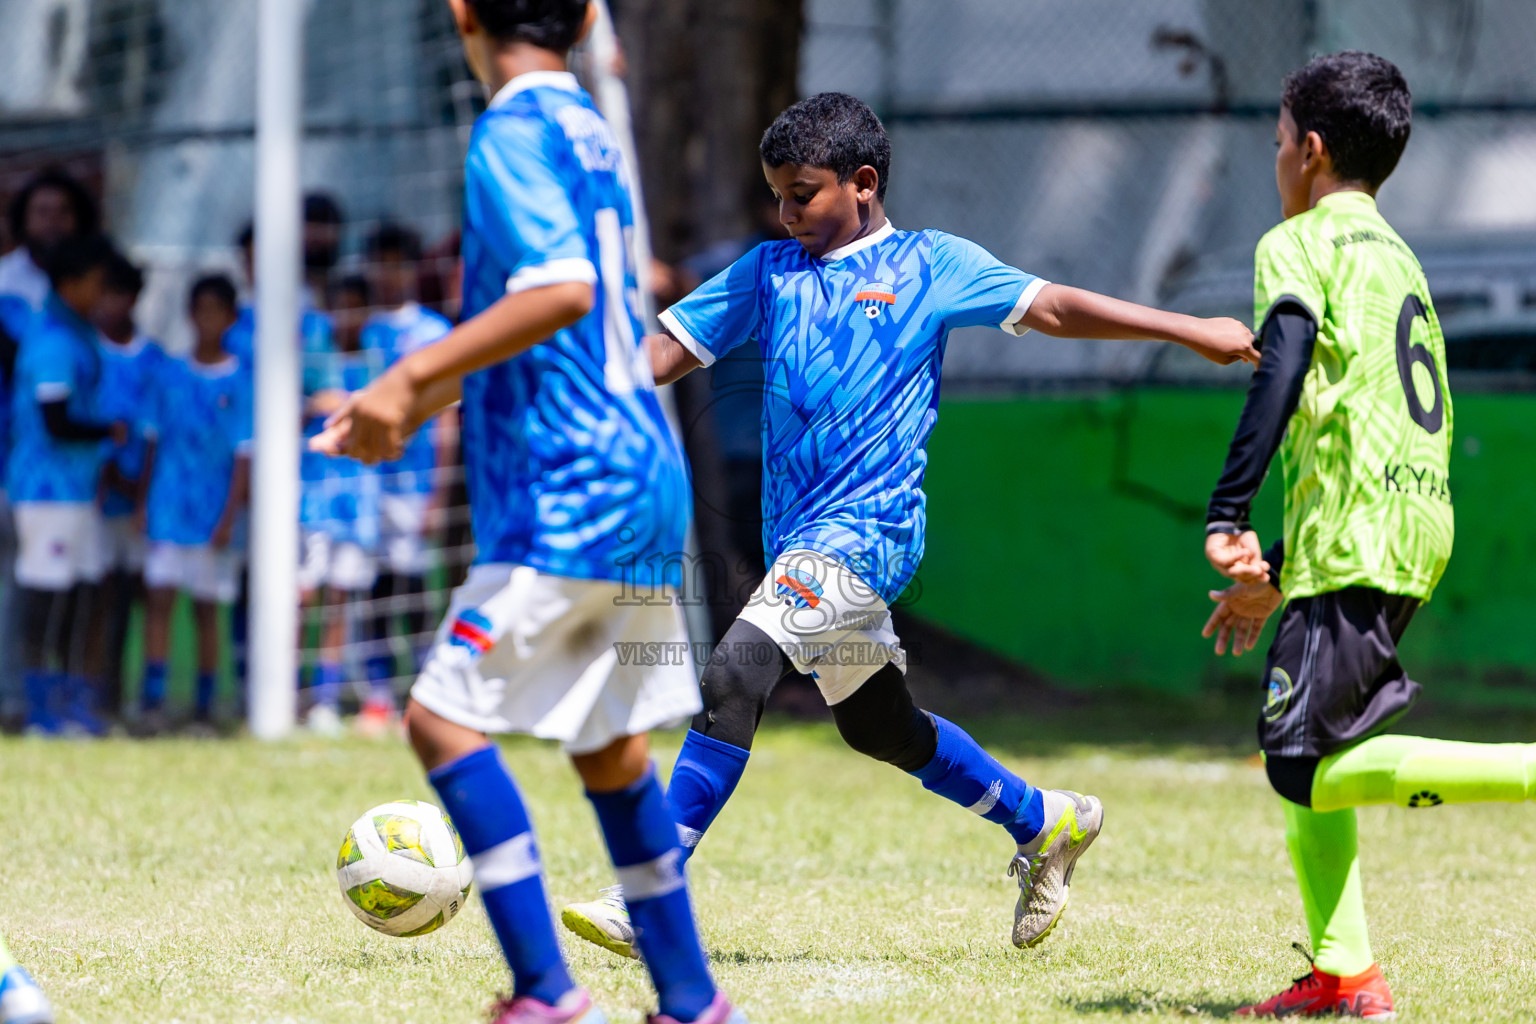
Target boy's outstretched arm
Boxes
[646,330,702,386]
[1021,284,1261,365]
[312,281,591,462]
[1204,298,1318,582]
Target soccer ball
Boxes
[336,799,474,937]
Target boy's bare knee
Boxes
[404,698,489,772]
[571,733,650,793]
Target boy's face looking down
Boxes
[763,162,881,260]
[369,250,415,308]
[95,287,139,339]
[190,294,237,350]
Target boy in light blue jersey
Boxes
[357,224,454,734]
[314,3,747,1021]
[137,275,251,733]
[564,92,1261,956]
[92,252,161,719]
[299,276,385,734]
[8,235,128,735]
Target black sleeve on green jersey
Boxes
[1263,537,1284,591]
[1205,297,1318,535]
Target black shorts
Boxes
[1257,586,1422,759]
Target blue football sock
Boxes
[429,746,574,1005]
[911,715,1044,844]
[311,662,342,709]
[194,672,216,718]
[142,662,168,712]
[365,656,395,701]
[666,730,751,866]
[588,767,716,1022]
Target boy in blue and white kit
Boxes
[314,2,746,1022]
[564,92,1262,956]
[93,252,161,719]
[300,281,382,734]
[358,224,454,733]
[8,235,127,735]
[138,275,252,732]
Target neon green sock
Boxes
[1283,799,1374,978]
[1313,735,1536,813]
[0,932,14,973]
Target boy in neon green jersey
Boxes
[1200,50,1535,1018]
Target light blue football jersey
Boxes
[0,294,34,487]
[7,293,109,504]
[660,222,1044,603]
[458,71,689,587]
[96,334,162,518]
[361,303,452,495]
[301,331,384,549]
[142,354,253,545]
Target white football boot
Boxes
[560,885,639,960]
[1009,788,1104,947]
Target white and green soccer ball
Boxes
[336,799,474,937]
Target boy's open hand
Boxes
[1188,318,1262,366]
[1205,529,1269,583]
[1203,579,1284,656]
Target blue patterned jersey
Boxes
[301,332,383,548]
[361,303,452,495]
[0,294,33,487]
[142,354,253,545]
[660,223,1044,602]
[457,71,689,586]
[97,335,162,517]
[7,293,109,503]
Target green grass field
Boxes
[8,704,1536,1023]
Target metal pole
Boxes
[585,0,714,661]
[250,0,303,739]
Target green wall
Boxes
[908,389,1536,703]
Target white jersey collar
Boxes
[99,332,151,356]
[818,219,895,263]
[377,301,422,328]
[489,71,581,110]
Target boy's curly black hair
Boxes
[1283,51,1412,189]
[760,92,891,201]
[468,0,589,52]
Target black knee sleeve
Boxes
[692,619,793,749]
[1266,755,1319,807]
[829,664,938,772]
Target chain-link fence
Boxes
[804,0,1536,387]
[0,0,484,727]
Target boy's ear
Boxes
[445,0,477,37]
[852,165,880,203]
[1301,129,1332,177]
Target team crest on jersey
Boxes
[774,567,824,609]
[448,608,496,659]
[1263,667,1294,722]
[855,284,896,320]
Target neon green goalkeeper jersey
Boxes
[1254,190,1454,601]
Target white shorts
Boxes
[737,549,906,706]
[411,563,702,754]
[13,501,105,590]
[298,530,378,592]
[100,514,146,573]
[379,492,433,576]
[144,541,242,603]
